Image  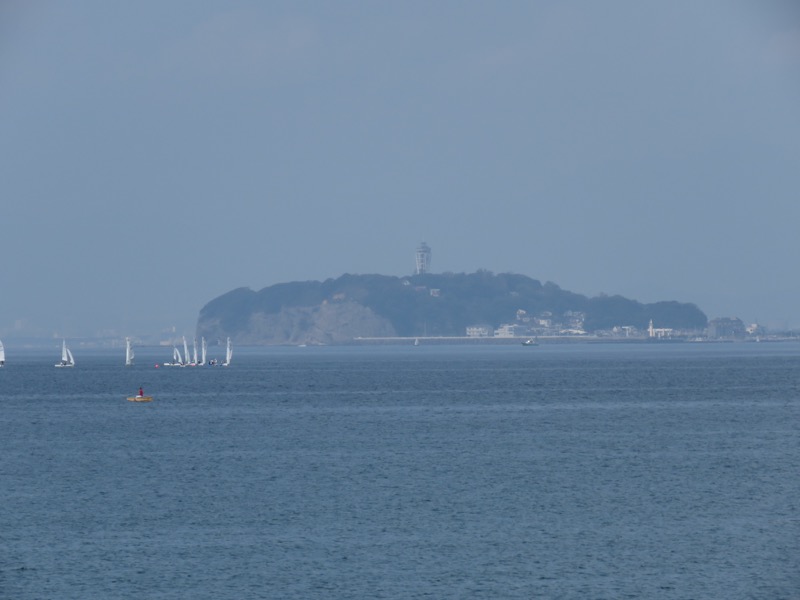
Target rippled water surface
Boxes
[1,343,798,598]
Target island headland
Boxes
[196,272,707,346]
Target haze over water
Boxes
[2,343,798,598]
[2,2,800,337]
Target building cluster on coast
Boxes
[462,312,771,343]
[467,309,588,339]
[356,314,782,346]
[410,243,771,344]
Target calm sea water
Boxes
[1,342,798,599]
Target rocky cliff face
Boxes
[198,300,396,345]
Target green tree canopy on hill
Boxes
[197,272,707,339]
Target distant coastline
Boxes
[351,335,796,346]
[196,272,711,346]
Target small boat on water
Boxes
[163,346,183,367]
[128,387,153,402]
[0,339,5,367]
[55,340,75,367]
[521,338,538,346]
[125,337,134,366]
[222,337,232,366]
[183,337,192,366]
[127,395,153,402]
[198,337,207,366]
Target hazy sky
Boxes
[2,1,799,338]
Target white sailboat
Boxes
[125,337,134,366]
[163,346,183,367]
[183,337,190,367]
[222,337,232,366]
[0,339,5,367]
[55,340,75,368]
[192,338,198,366]
[199,337,207,366]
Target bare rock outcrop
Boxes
[208,300,395,345]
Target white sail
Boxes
[125,337,134,366]
[162,345,182,367]
[223,337,232,366]
[0,339,5,366]
[199,337,207,366]
[183,337,190,367]
[192,338,198,365]
[56,340,75,367]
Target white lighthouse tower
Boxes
[415,242,431,275]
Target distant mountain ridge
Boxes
[196,272,707,345]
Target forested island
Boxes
[196,272,707,345]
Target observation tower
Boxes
[415,242,431,275]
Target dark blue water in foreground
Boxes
[1,343,798,599]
